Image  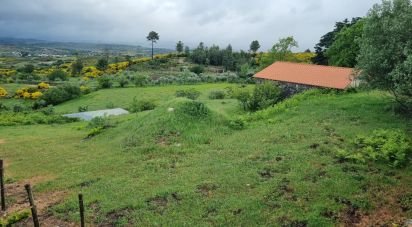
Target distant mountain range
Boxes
[0,37,173,57]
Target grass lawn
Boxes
[0,85,411,226]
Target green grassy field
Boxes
[0,84,411,226]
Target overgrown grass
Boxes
[0,86,411,226]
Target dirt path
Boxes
[0,176,76,226]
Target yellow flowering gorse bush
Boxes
[0,87,8,98]
[15,87,43,100]
[38,82,50,89]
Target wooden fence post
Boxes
[0,160,5,211]
[79,193,85,227]
[24,184,40,227]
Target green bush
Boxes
[337,129,411,167]
[189,65,204,74]
[176,88,201,100]
[247,82,282,111]
[12,104,25,113]
[42,84,81,105]
[229,118,246,130]
[0,112,77,126]
[88,116,113,129]
[208,90,226,99]
[132,74,150,87]
[78,105,88,112]
[128,97,156,113]
[176,101,209,118]
[234,82,281,111]
[48,69,68,81]
[117,76,129,88]
[97,75,113,89]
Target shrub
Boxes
[32,100,47,109]
[80,85,91,94]
[41,105,55,115]
[229,118,246,130]
[0,112,77,126]
[208,90,226,99]
[48,70,68,81]
[78,105,88,112]
[88,116,113,129]
[0,103,9,111]
[42,84,81,105]
[128,97,156,113]
[189,65,204,74]
[13,104,25,113]
[86,127,104,138]
[97,75,113,89]
[235,82,281,112]
[337,129,411,167]
[117,76,129,88]
[132,74,150,87]
[15,87,43,100]
[176,101,209,118]
[176,88,201,100]
[37,82,50,90]
[0,87,7,97]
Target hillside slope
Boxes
[1,87,411,226]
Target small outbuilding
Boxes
[254,61,359,93]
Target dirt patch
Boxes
[277,216,308,227]
[156,129,180,147]
[196,182,219,197]
[264,178,297,209]
[146,195,168,214]
[146,192,182,214]
[259,168,275,179]
[0,175,74,226]
[353,187,410,226]
[0,139,5,144]
[103,207,135,226]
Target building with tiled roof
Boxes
[254,61,359,90]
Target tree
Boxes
[176,41,184,53]
[326,20,364,67]
[71,58,83,76]
[249,40,261,54]
[125,55,132,66]
[222,44,234,70]
[146,31,159,60]
[312,18,362,65]
[260,36,298,68]
[19,64,35,74]
[357,0,412,112]
[48,69,68,81]
[184,46,190,56]
[96,58,109,71]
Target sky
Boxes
[0,0,382,51]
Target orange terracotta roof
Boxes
[254,61,357,89]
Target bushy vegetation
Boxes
[337,129,411,167]
[97,75,113,88]
[128,97,156,113]
[175,88,201,100]
[48,69,68,81]
[86,116,114,138]
[176,101,210,118]
[234,82,282,111]
[0,111,77,126]
[208,90,226,99]
[42,84,81,105]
